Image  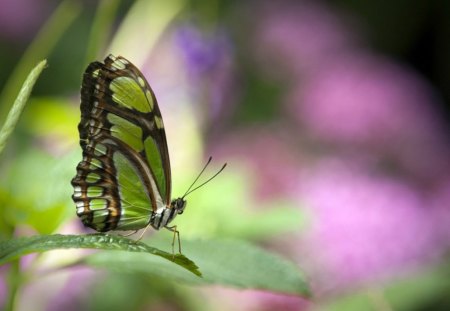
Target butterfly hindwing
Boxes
[72,55,172,231]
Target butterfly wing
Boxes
[71,55,172,231]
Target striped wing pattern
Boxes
[71,55,172,232]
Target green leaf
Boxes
[0,235,309,296]
[0,234,201,277]
[0,60,47,155]
[0,150,78,234]
[85,238,310,297]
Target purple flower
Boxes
[175,25,232,75]
[0,0,50,40]
[297,158,445,292]
[174,24,235,120]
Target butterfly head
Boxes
[171,198,187,215]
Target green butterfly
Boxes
[71,55,219,252]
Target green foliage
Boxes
[0,60,48,239]
[85,0,121,63]
[0,60,47,155]
[384,263,450,310]
[108,0,187,65]
[0,234,310,296]
[0,234,200,276]
[0,151,78,235]
[315,262,450,311]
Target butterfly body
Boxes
[71,55,185,234]
[151,198,186,230]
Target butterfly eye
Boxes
[176,200,187,214]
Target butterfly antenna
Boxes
[182,156,213,198]
[183,162,227,198]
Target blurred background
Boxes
[0,0,449,310]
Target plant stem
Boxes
[5,260,21,311]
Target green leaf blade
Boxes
[0,234,201,277]
[0,235,309,296]
[85,238,310,297]
[0,60,47,155]
[184,239,310,296]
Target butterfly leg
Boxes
[119,230,139,237]
[165,225,181,256]
[133,224,151,242]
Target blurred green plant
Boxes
[179,167,305,240]
[108,0,187,66]
[315,261,450,311]
[0,0,81,124]
[0,150,78,236]
[85,0,121,63]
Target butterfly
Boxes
[71,55,225,253]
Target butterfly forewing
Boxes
[71,55,172,231]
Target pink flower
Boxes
[199,287,311,311]
[294,55,441,144]
[208,127,302,200]
[0,266,7,309]
[46,267,98,311]
[430,178,450,246]
[289,54,450,182]
[253,1,450,184]
[297,158,445,293]
[255,1,358,76]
